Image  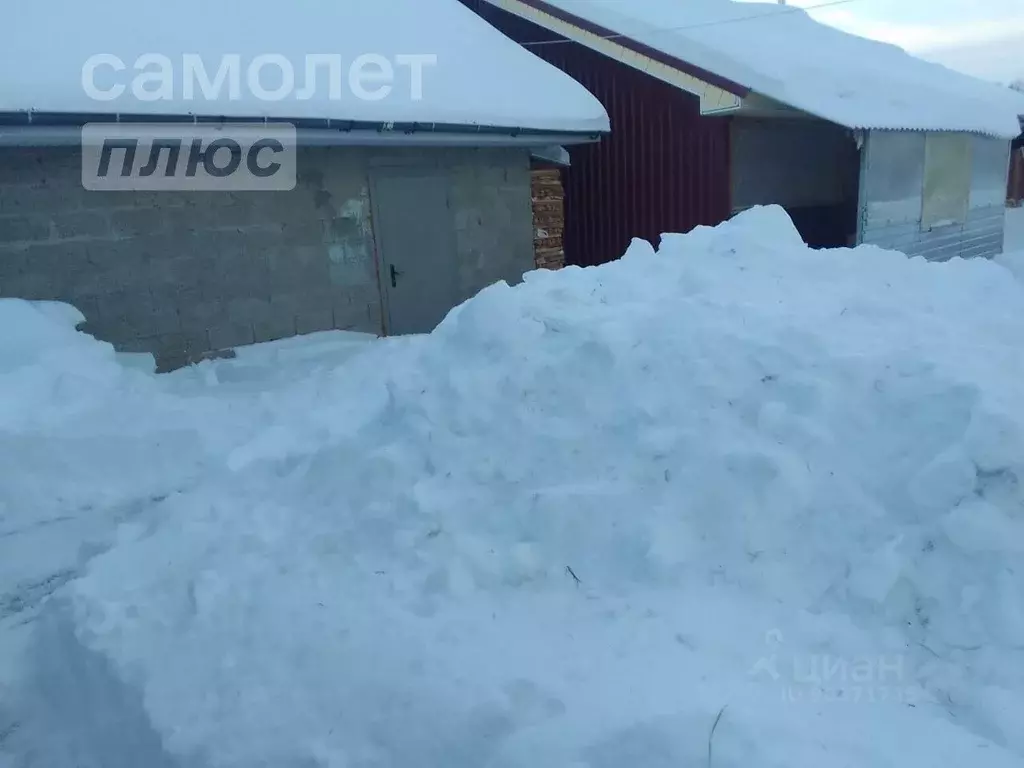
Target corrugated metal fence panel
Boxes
[464,0,731,266]
[860,131,1008,261]
[862,206,1005,261]
[553,47,731,266]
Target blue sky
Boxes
[740,0,1024,83]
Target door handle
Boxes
[390,264,403,288]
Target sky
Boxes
[740,0,1024,84]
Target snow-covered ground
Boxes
[999,207,1024,279]
[3,206,1024,767]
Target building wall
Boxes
[0,145,533,370]
[730,117,861,247]
[859,131,1009,261]
[731,118,858,209]
[446,148,536,301]
[1009,145,1024,206]
[464,0,732,267]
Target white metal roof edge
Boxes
[733,90,1020,140]
[485,0,743,115]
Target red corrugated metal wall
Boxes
[464,1,732,266]
[1009,144,1024,205]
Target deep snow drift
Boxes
[3,207,1024,767]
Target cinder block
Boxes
[79,190,139,211]
[131,191,193,210]
[143,252,194,290]
[0,185,67,215]
[333,300,366,331]
[154,329,211,371]
[0,245,28,281]
[270,265,331,296]
[268,292,311,316]
[97,287,155,324]
[110,207,167,238]
[23,241,92,289]
[84,238,133,270]
[87,264,136,293]
[296,308,334,335]
[114,336,163,355]
[208,322,255,351]
[137,303,182,336]
[204,199,259,232]
[0,149,65,185]
[142,233,207,266]
[327,259,374,289]
[53,211,112,241]
[216,244,270,280]
[253,314,296,344]
[154,330,211,359]
[279,219,328,247]
[0,271,62,301]
[177,297,229,332]
[227,297,274,325]
[148,278,186,308]
[0,216,51,244]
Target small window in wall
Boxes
[920,133,971,229]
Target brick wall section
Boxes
[0,145,534,370]
[530,167,566,269]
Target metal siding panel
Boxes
[969,135,1011,209]
[466,0,731,266]
[860,130,1006,261]
[1010,148,1024,203]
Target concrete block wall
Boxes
[0,144,535,371]
[0,147,381,370]
[448,148,535,302]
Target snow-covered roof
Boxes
[490,0,1022,139]
[0,0,609,136]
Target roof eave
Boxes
[732,92,1020,140]
[0,111,606,147]
[484,0,750,99]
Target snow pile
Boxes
[1000,207,1024,280]
[0,301,125,431]
[0,299,274,628]
[6,207,1024,767]
[518,0,1023,138]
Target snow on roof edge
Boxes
[1,0,612,136]
[743,89,1020,141]
[498,0,1022,141]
